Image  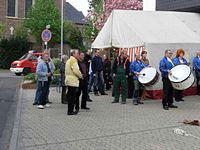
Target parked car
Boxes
[10,51,43,76]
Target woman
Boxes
[103,54,112,90]
[172,48,188,102]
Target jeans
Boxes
[93,71,105,94]
[88,72,94,93]
[34,80,51,103]
[37,81,48,105]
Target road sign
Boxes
[41,29,52,42]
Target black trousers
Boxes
[174,89,183,100]
[196,76,200,94]
[61,86,67,103]
[76,80,88,110]
[67,86,78,113]
[162,78,173,106]
[39,81,48,106]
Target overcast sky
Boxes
[66,0,156,16]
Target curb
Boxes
[9,83,23,150]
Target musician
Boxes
[130,53,147,105]
[193,50,200,96]
[172,48,188,102]
[112,50,130,104]
[140,51,149,100]
[159,49,178,110]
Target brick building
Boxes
[156,0,200,12]
[0,0,67,37]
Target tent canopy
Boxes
[92,10,200,49]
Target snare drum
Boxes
[138,67,159,87]
[168,64,194,90]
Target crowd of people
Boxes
[33,48,200,114]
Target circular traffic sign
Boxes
[41,29,52,42]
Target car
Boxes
[10,51,43,76]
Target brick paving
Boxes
[17,88,200,150]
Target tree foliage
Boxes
[24,0,60,44]
[64,21,84,50]
[0,22,5,38]
[88,0,143,30]
[0,37,31,69]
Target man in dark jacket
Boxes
[112,50,130,104]
[92,49,107,96]
[59,55,68,104]
[76,52,90,111]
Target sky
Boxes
[66,0,89,16]
[66,0,156,16]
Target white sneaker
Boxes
[37,105,44,109]
[45,104,51,108]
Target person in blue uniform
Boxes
[172,48,188,102]
[130,53,147,105]
[193,50,200,96]
[159,49,178,110]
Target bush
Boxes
[0,36,31,69]
[24,73,36,83]
[52,58,61,71]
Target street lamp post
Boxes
[61,0,64,58]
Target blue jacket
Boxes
[92,55,103,73]
[193,56,200,77]
[172,57,188,66]
[130,60,147,80]
[36,60,48,81]
[159,57,174,78]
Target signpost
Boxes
[41,29,52,49]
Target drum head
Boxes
[168,65,190,83]
[138,67,157,84]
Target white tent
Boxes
[92,10,200,99]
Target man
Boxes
[193,50,200,96]
[92,49,107,96]
[59,55,68,104]
[159,49,178,110]
[112,50,130,104]
[76,52,90,111]
[130,53,147,105]
[36,51,52,109]
[65,49,83,115]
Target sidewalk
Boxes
[17,88,200,150]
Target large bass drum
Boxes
[168,64,194,90]
[138,67,159,87]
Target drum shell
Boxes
[138,67,160,87]
[171,72,194,90]
[168,64,195,90]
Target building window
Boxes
[7,0,17,17]
[25,0,33,17]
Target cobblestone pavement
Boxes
[17,88,200,150]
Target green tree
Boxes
[0,22,5,38]
[64,21,84,50]
[24,0,60,45]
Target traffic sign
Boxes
[41,29,52,42]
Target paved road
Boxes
[0,72,22,150]
[18,88,200,150]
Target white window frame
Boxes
[6,0,18,18]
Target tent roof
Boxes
[92,10,200,49]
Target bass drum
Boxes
[138,67,159,87]
[168,64,194,90]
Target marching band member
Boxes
[172,48,188,102]
[193,50,200,96]
[130,53,147,105]
[159,49,178,110]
